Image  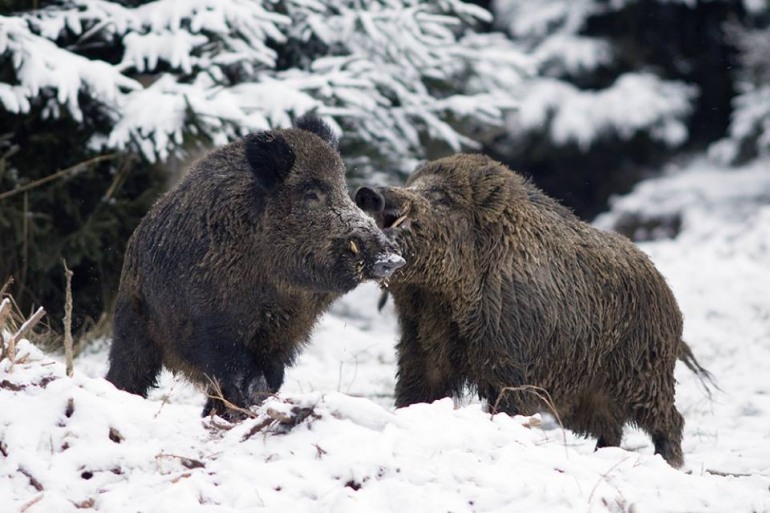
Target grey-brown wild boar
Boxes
[356,153,711,468]
[106,116,404,418]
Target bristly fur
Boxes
[106,121,399,420]
[295,113,338,149]
[357,153,713,469]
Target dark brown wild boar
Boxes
[106,116,404,418]
[356,153,712,468]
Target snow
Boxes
[3,157,770,512]
[491,0,702,153]
[533,34,613,76]
[106,75,216,162]
[493,0,594,39]
[120,31,208,74]
[511,73,696,150]
[0,14,140,121]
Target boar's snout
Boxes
[343,195,405,282]
[371,252,406,279]
[356,228,405,280]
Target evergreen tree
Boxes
[486,0,748,218]
[710,7,770,163]
[0,0,529,331]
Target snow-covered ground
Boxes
[2,158,769,513]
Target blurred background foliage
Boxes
[0,0,768,336]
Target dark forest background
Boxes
[1,0,768,337]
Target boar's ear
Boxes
[295,113,339,150]
[244,131,296,191]
[471,168,509,221]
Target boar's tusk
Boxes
[391,214,408,228]
[349,240,360,256]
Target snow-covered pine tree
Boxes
[0,0,531,330]
[491,0,696,151]
[486,0,741,219]
[5,0,531,176]
[710,6,770,164]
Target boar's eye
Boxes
[302,187,327,207]
[426,188,452,207]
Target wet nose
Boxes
[355,186,384,214]
[372,253,406,279]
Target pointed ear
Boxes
[295,113,338,150]
[472,168,510,221]
[244,131,295,191]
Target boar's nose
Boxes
[372,253,406,279]
[355,186,384,214]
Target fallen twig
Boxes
[19,466,44,492]
[240,418,275,442]
[19,493,44,513]
[705,468,754,477]
[156,453,205,470]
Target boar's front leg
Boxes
[394,315,462,408]
[187,316,272,419]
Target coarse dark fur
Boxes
[106,116,403,418]
[356,153,712,468]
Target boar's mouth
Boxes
[382,206,410,234]
[354,186,411,235]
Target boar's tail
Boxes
[678,340,720,398]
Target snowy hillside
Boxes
[2,158,770,512]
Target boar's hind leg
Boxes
[632,391,685,468]
[569,388,625,450]
[106,297,162,397]
[594,424,624,449]
[646,406,685,468]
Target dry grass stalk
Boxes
[22,191,29,286]
[204,375,258,419]
[0,298,11,332]
[63,260,74,377]
[0,298,11,360]
[6,306,46,366]
[492,385,563,426]
[493,384,569,451]
[0,276,13,298]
